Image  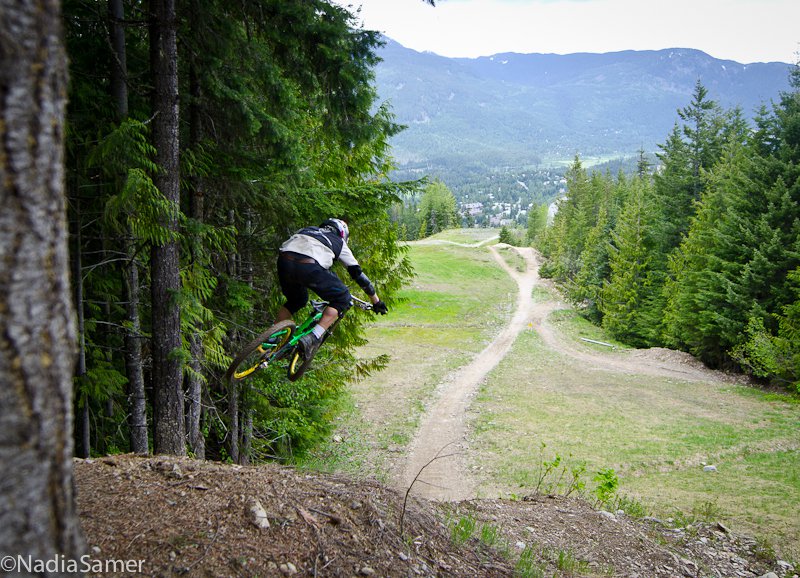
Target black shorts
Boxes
[277,252,352,315]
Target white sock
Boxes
[311,324,326,339]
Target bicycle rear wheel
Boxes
[225,320,296,383]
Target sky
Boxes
[335,0,799,64]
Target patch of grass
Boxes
[531,286,553,303]
[555,548,591,574]
[515,546,546,578]
[496,245,527,272]
[450,514,478,545]
[425,228,500,245]
[548,308,630,350]
[472,325,800,557]
[479,523,502,548]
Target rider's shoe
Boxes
[299,332,322,359]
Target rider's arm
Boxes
[339,242,386,313]
[338,243,375,296]
[346,264,376,296]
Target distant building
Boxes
[462,202,483,216]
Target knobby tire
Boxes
[225,320,296,383]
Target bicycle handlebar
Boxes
[309,296,373,312]
[350,296,373,310]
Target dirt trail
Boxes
[397,244,742,502]
[397,244,537,501]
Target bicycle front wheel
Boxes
[225,320,296,383]
[286,348,312,382]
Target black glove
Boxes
[372,300,388,315]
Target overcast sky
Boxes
[336,0,799,64]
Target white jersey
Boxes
[280,229,358,270]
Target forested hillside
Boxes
[375,38,792,169]
[63,0,414,462]
[536,75,800,390]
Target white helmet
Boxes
[321,218,349,242]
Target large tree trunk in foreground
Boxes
[149,0,186,455]
[0,0,86,569]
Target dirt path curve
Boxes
[397,244,538,501]
[396,243,743,502]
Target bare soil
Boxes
[74,244,796,577]
[75,454,791,577]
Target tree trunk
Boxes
[241,410,253,465]
[108,0,128,118]
[185,337,205,458]
[184,33,205,459]
[72,196,91,458]
[108,0,149,454]
[229,383,240,464]
[0,0,86,567]
[124,236,149,454]
[150,0,185,455]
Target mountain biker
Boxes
[276,218,388,359]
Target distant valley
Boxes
[374,38,793,171]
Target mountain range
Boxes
[374,38,793,169]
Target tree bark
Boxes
[72,196,91,459]
[108,0,128,118]
[0,0,87,568]
[124,236,149,454]
[150,0,185,455]
[108,0,149,454]
[184,27,205,459]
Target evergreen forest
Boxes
[536,77,800,392]
[64,0,416,462]
[61,0,799,466]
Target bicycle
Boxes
[224,296,374,384]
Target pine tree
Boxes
[526,203,549,245]
[571,205,611,323]
[418,180,458,238]
[600,176,656,345]
[540,156,590,281]
[661,141,755,362]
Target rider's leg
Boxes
[316,306,339,332]
[276,306,293,322]
[276,254,308,323]
[300,269,351,354]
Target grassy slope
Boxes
[311,229,800,559]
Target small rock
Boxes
[332,434,343,443]
[280,562,297,575]
[359,567,375,576]
[703,465,718,472]
[248,497,271,530]
[598,510,616,521]
[757,573,778,578]
[91,545,101,554]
